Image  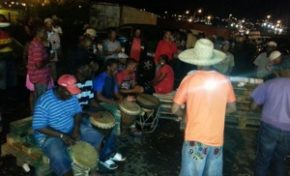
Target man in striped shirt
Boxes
[33,74,124,176]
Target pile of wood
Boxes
[1,117,51,176]
[226,77,263,130]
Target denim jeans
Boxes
[180,141,223,176]
[255,122,290,176]
[39,123,116,176]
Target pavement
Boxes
[0,77,288,176]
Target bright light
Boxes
[262,23,267,26]
[277,20,281,24]
[11,1,15,5]
[242,19,245,23]
[188,18,193,23]
[267,24,271,28]
[271,25,275,29]
[279,29,283,33]
[246,30,250,35]
[207,16,212,20]
[204,79,218,91]
[22,3,26,7]
[185,10,190,14]
[229,13,232,17]
[164,11,168,14]
[267,15,271,19]
[198,9,202,14]
[235,24,239,28]
[230,23,234,27]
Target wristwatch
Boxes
[59,133,64,139]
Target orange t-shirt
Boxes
[174,71,236,146]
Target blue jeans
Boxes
[39,123,116,176]
[255,122,290,176]
[180,141,223,176]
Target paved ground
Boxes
[0,78,289,176]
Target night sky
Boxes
[96,0,290,20]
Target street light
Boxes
[207,15,212,20]
[185,10,190,14]
[277,20,281,24]
[198,9,202,14]
[267,15,271,19]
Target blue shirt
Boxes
[32,89,82,144]
[93,72,118,99]
[251,78,290,131]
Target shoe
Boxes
[99,159,118,170]
[111,153,126,162]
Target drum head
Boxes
[90,111,116,129]
[137,94,160,109]
[119,101,141,116]
[70,141,98,169]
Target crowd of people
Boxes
[0,13,289,176]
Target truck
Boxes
[90,2,157,30]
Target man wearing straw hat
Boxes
[172,39,237,176]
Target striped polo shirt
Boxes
[32,89,82,144]
[76,80,94,108]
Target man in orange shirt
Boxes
[172,39,236,176]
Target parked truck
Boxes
[90,2,157,30]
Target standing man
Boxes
[128,29,146,62]
[27,27,52,104]
[213,41,235,75]
[251,70,290,176]
[254,41,277,78]
[172,39,236,176]
[154,31,177,64]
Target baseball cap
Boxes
[269,50,282,61]
[57,74,81,95]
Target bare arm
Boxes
[152,72,166,85]
[96,92,116,104]
[37,127,75,145]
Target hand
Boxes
[60,134,75,146]
[133,86,144,93]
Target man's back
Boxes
[174,71,236,146]
[252,78,290,131]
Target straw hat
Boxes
[269,50,281,61]
[178,38,226,66]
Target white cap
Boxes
[267,41,277,47]
[269,50,281,61]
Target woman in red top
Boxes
[154,31,177,64]
[129,29,146,62]
[153,55,174,94]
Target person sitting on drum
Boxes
[32,74,125,175]
[116,58,144,97]
[152,55,174,94]
[93,59,123,135]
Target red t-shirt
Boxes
[116,70,136,90]
[154,40,177,64]
[27,38,50,84]
[154,64,174,94]
[130,38,141,62]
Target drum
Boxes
[69,141,99,176]
[119,100,141,126]
[90,111,116,135]
[136,94,160,109]
[136,94,160,133]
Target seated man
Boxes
[93,59,123,135]
[32,75,125,175]
[116,58,144,97]
[151,55,174,94]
